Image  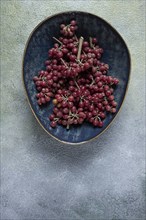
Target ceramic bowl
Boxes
[22,11,131,144]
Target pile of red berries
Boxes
[33,20,119,129]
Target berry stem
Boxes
[73,78,80,90]
[74,35,79,43]
[77,36,84,61]
[53,37,62,45]
[90,76,95,86]
[97,116,101,121]
[54,117,59,122]
[60,58,68,68]
[80,95,84,100]
[89,37,94,48]
[83,51,86,56]
[66,124,70,130]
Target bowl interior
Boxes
[23,11,130,144]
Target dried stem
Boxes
[90,76,95,86]
[77,36,84,61]
[66,124,70,130]
[73,78,80,90]
[53,37,62,45]
[54,118,59,122]
[93,116,101,121]
[83,51,86,56]
[75,35,78,42]
[60,58,68,68]
[89,37,93,48]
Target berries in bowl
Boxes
[23,11,131,144]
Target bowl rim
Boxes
[22,10,131,145]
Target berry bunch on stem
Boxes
[33,20,119,129]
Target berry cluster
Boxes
[60,20,78,37]
[33,20,119,129]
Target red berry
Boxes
[60,24,65,29]
[72,47,78,54]
[106,105,111,111]
[56,111,63,118]
[111,108,116,113]
[113,78,119,84]
[70,20,77,26]
[92,38,97,44]
[98,120,103,127]
[57,51,63,58]
[33,76,39,81]
[68,95,74,102]
[93,119,99,126]
[108,95,114,101]
[106,90,111,96]
[45,96,51,102]
[99,112,106,119]
[50,121,57,128]
[41,98,46,104]
[49,114,55,121]
[111,101,117,107]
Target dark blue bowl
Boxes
[23,11,131,144]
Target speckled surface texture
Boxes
[1,1,145,220]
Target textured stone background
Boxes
[1,0,145,220]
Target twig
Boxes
[66,124,70,130]
[77,36,84,61]
[83,51,86,56]
[73,78,80,90]
[75,35,78,42]
[53,37,62,45]
[90,76,95,86]
[60,58,68,68]
[89,37,94,48]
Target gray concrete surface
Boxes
[1,0,145,219]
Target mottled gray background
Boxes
[1,0,145,220]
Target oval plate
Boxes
[22,11,131,144]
